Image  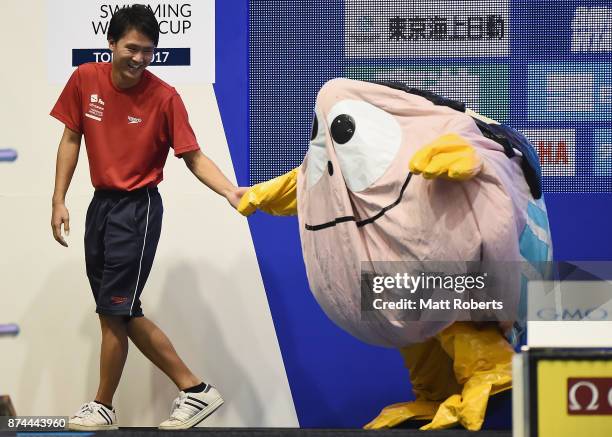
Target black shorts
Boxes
[84,186,163,318]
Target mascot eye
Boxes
[311,114,318,141]
[327,100,402,192]
[306,109,328,189]
[330,114,355,144]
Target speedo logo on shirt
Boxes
[86,93,105,122]
[128,116,143,124]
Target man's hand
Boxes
[51,203,70,247]
[51,126,81,247]
[225,186,248,210]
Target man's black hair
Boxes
[107,4,160,46]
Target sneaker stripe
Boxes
[101,408,113,425]
[184,401,204,411]
[97,409,111,425]
[187,396,208,407]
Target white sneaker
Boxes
[68,401,118,430]
[158,384,224,430]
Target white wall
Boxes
[0,0,298,427]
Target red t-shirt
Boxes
[51,62,200,190]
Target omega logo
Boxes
[567,378,612,415]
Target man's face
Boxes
[108,28,155,86]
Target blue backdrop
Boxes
[216,0,612,428]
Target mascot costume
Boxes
[238,79,552,430]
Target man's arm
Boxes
[51,126,82,247]
[181,150,247,209]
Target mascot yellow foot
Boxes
[365,322,513,431]
[364,336,460,428]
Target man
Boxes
[50,5,244,430]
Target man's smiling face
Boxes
[109,28,155,88]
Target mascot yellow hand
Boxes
[410,133,483,180]
[238,168,298,217]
